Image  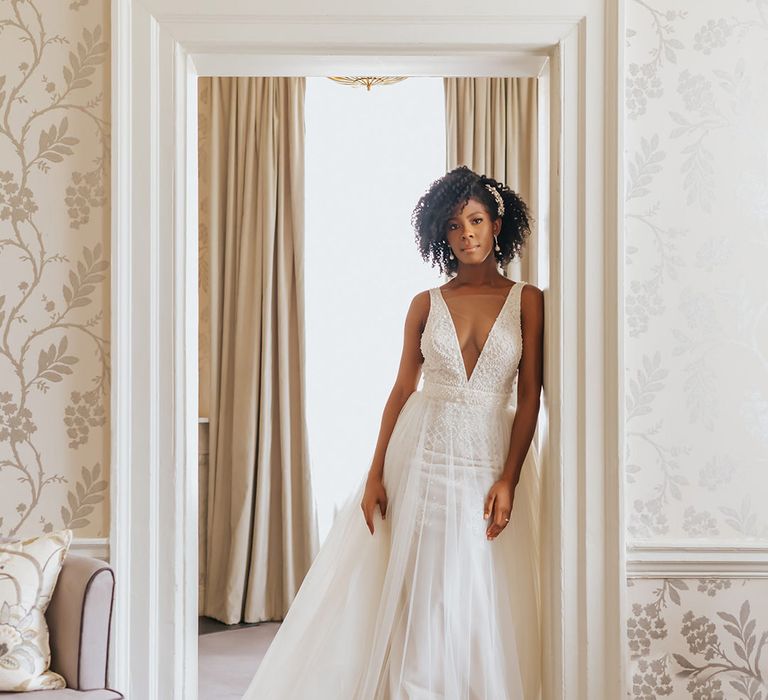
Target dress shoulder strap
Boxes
[427,286,437,311]
[426,287,438,325]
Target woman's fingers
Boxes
[483,491,496,519]
[361,491,387,534]
[487,508,510,539]
[360,503,374,535]
[486,492,511,539]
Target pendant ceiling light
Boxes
[327,76,408,91]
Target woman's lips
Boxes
[462,245,479,252]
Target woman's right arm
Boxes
[360,290,429,533]
[366,290,429,481]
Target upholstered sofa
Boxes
[1,553,124,699]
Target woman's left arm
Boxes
[500,284,545,488]
[484,285,545,540]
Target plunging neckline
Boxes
[437,283,517,385]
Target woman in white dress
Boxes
[242,165,544,699]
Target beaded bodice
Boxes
[420,282,526,408]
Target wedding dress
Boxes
[242,280,542,700]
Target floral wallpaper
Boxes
[2,0,767,693]
[0,0,110,539]
[627,578,768,699]
[625,0,768,697]
[624,0,768,541]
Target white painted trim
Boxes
[113,6,625,699]
[627,542,768,578]
[193,53,550,78]
[603,0,628,693]
[548,34,577,700]
[70,537,110,560]
[153,12,584,24]
[109,0,132,694]
[177,45,200,698]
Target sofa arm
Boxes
[45,553,116,690]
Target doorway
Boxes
[110,11,626,700]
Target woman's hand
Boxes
[360,476,388,535]
[484,478,515,540]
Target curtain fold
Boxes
[198,76,319,624]
[444,77,538,282]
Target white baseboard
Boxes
[627,541,768,578]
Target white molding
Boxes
[109,0,133,696]
[70,537,110,561]
[113,4,625,699]
[192,53,550,79]
[627,542,768,578]
[154,12,586,24]
[603,0,627,692]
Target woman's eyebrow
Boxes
[447,210,484,221]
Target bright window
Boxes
[305,77,445,542]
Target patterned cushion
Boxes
[0,530,73,691]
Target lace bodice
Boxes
[419,281,526,408]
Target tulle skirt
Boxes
[241,385,542,700]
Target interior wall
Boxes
[0,0,111,542]
[4,0,768,695]
[623,1,768,696]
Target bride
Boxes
[242,165,544,699]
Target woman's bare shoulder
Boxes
[407,288,433,325]
[519,283,544,322]
[519,281,543,297]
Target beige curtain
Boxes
[199,76,319,624]
[444,78,538,282]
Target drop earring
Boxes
[448,247,455,260]
[494,235,501,252]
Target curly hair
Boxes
[411,165,533,276]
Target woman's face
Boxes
[444,197,501,265]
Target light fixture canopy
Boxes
[327,76,408,91]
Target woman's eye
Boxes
[473,218,483,223]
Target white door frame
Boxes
[110,4,626,699]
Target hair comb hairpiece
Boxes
[484,183,505,217]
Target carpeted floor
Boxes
[198,620,280,699]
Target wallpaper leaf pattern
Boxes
[1,0,766,694]
[0,0,110,538]
[628,579,768,699]
[626,0,768,697]
[625,0,768,540]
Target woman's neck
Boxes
[449,263,507,288]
